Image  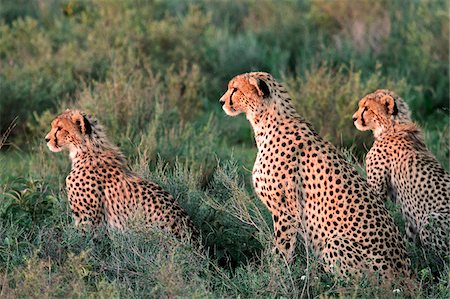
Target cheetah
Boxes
[45,109,197,240]
[219,72,411,280]
[353,89,449,258]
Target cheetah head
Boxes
[352,89,411,137]
[45,109,92,158]
[219,72,272,119]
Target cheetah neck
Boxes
[70,151,130,179]
[249,99,304,146]
[70,136,127,167]
[375,122,423,142]
[376,123,427,152]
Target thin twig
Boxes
[0,116,18,150]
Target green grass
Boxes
[0,0,449,297]
[1,158,448,298]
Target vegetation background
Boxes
[0,0,448,297]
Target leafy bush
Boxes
[2,251,119,298]
[1,0,448,152]
[0,0,449,297]
[285,64,409,150]
[0,178,55,228]
[1,158,447,298]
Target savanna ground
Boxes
[0,0,449,298]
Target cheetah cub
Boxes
[353,90,449,258]
[220,72,411,281]
[45,109,197,240]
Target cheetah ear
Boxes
[72,111,92,136]
[249,77,270,98]
[380,95,398,116]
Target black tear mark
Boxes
[361,107,367,127]
[230,87,237,106]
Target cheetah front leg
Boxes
[68,195,103,229]
[405,220,418,243]
[322,233,409,281]
[66,173,104,230]
[418,212,450,259]
[272,211,299,263]
[366,152,389,199]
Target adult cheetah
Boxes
[353,89,449,258]
[45,109,197,240]
[219,72,410,280]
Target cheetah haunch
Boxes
[220,72,411,280]
[353,90,449,259]
[45,109,197,240]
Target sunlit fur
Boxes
[45,110,198,241]
[220,73,411,282]
[45,110,124,162]
[352,89,412,139]
[354,90,449,258]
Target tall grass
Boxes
[4,156,446,298]
[0,0,449,297]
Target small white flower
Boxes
[314,276,318,280]
[393,289,401,294]
[300,275,307,281]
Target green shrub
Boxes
[423,115,450,169]
[284,64,409,150]
[2,251,119,298]
[0,178,55,228]
[140,158,268,268]
[0,0,449,297]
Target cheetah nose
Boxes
[219,96,225,106]
[45,137,50,142]
[352,116,357,122]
